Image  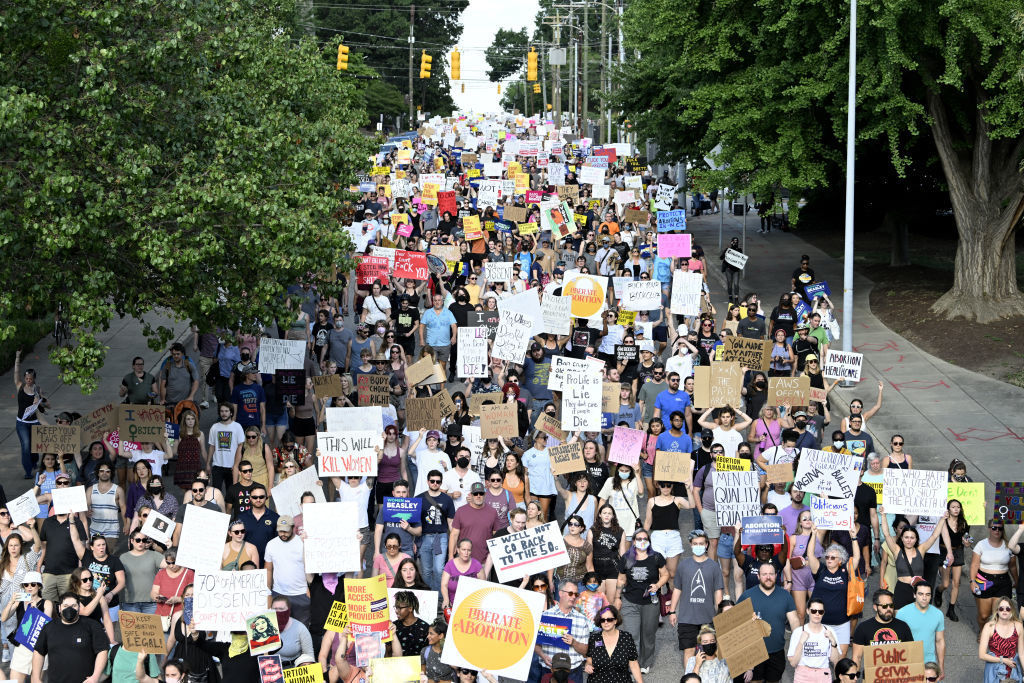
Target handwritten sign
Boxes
[302,502,361,573]
[864,641,925,683]
[608,426,645,465]
[722,337,771,372]
[120,611,166,653]
[480,402,519,439]
[822,350,864,382]
[714,471,760,527]
[671,270,703,316]
[492,310,533,363]
[548,442,585,476]
[486,522,569,583]
[657,209,687,232]
[457,326,489,378]
[258,339,307,374]
[312,374,343,398]
[766,376,810,406]
[793,449,861,498]
[193,569,268,631]
[621,281,662,311]
[764,463,795,485]
[325,406,384,433]
[318,431,379,477]
[8,490,40,528]
[271,465,327,517]
[883,469,948,517]
[658,233,692,258]
[405,396,441,432]
[75,402,118,447]
[561,367,602,432]
[693,362,743,409]
[947,482,985,525]
[356,374,390,407]
[724,249,748,269]
[811,497,855,531]
[623,208,649,224]
[31,425,80,454]
[51,485,88,515]
[713,598,768,676]
[394,250,429,280]
[654,450,693,483]
[534,412,566,442]
[356,255,390,287]
[119,404,165,443]
[541,294,572,336]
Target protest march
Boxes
[4,108,1023,683]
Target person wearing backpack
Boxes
[159,343,199,414]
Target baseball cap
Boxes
[426,430,441,441]
[277,516,294,530]
[551,653,572,671]
[470,482,486,494]
[805,354,819,362]
[793,411,808,418]
[55,472,71,482]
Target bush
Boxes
[0,316,55,375]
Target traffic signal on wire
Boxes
[419,51,432,78]
[336,44,349,70]
[527,48,538,81]
[451,49,461,80]
[533,83,541,94]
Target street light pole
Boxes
[842,0,856,356]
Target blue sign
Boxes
[383,497,422,524]
[183,597,193,627]
[740,515,785,546]
[15,607,49,651]
[804,281,831,299]
[657,209,687,233]
[537,614,572,648]
[795,300,812,322]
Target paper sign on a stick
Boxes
[713,598,769,676]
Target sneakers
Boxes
[2,646,10,663]
[199,400,210,409]
[933,590,942,608]
[640,667,650,674]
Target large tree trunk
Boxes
[926,91,1024,323]
[884,212,911,267]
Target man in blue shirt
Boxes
[656,411,693,453]
[739,563,799,683]
[419,293,457,378]
[895,582,945,676]
[653,372,693,431]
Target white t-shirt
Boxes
[208,421,246,469]
[787,625,835,669]
[761,445,798,466]
[336,481,371,528]
[413,449,451,497]
[712,427,743,458]
[441,469,481,510]
[362,295,391,325]
[263,536,307,596]
[665,354,694,381]
[132,448,167,477]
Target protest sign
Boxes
[356,255,390,286]
[617,310,637,326]
[368,656,421,682]
[671,270,703,316]
[882,469,948,517]
[468,391,503,416]
[283,664,324,683]
[804,281,831,299]
[271,465,326,517]
[822,349,864,382]
[481,402,519,439]
[658,233,692,258]
[654,450,693,483]
[119,404,165,443]
[864,641,925,683]
[276,369,304,407]
[486,261,514,283]
[430,244,462,263]
[623,208,649,224]
[656,209,687,232]
[258,338,306,374]
[715,456,749,472]
[14,606,49,651]
[457,326,489,378]
[724,249,748,269]
[763,463,795,485]
[486,521,568,583]
[394,250,429,280]
[120,611,168,653]
[601,381,620,412]
[740,516,785,545]
[994,482,1024,523]
[51,485,88,515]
[578,165,604,184]
[405,356,436,387]
[324,601,349,633]
[947,482,985,525]
[383,497,422,524]
[612,189,638,206]
[534,412,566,441]
[614,344,639,363]
[318,431,379,477]
[441,577,544,680]
[437,190,457,216]
[8,490,40,528]
[809,386,828,404]
[562,367,602,432]
[259,655,285,683]
[75,402,118,447]
[537,614,572,648]
[302,502,361,573]
[621,280,662,311]
[31,425,79,455]
[176,504,231,572]
[387,588,439,625]
[561,272,607,318]
[141,510,176,546]
[468,310,501,340]
[354,632,385,667]
[193,569,268,630]
[370,245,396,270]
[654,184,676,210]
[793,449,861,498]
[492,309,533,363]
[548,442,585,475]
[499,288,546,336]
[503,205,529,223]
[405,396,441,432]
[722,337,771,372]
[345,574,392,641]
[311,374,343,399]
[541,294,572,335]
[714,471,760,527]
[693,363,743,409]
[766,376,810,406]
[713,598,769,676]
[608,426,645,465]
[325,406,384,433]
[810,497,855,531]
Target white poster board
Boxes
[8,490,40,528]
[491,310,533,364]
[810,497,855,531]
[457,327,489,379]
[193,570,268,631]
[822,350,864,382]
[541,295,572,336]
[622,280,662,311]
[301,502,362,573]
[561,367,602,432]
[317,431,380,477]
[671,270,703,316]
[271,465,327,517]
[793,449,861,499]
[51,485,88,515]
[141,510,177,546]
[714,471,761,526]
[882,469,948,517]
[176,505,231,573]
[499,289,545,336]
[387,588,439,624]
[485,521,569,583]
[325,406,384,433]
[257,338,307,374]
[724,249,748,269]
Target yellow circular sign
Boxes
[563,275,606,318]
[450,586,536,671]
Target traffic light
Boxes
[419,51,432,78]
[533,83,541,94]
[461,83,465,93]
[527,47,538,81]
[546,103,552,111]
[451,49,460,80]
[336,44,350,70]
[497,84,501,94]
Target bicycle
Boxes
[53,303,71,348]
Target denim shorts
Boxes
[640,460,654,478]
[717,532,735,559]
[266,410,290,428]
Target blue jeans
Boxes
[121,601,157,615]
[418,533,448,592]
[16,420,35,477]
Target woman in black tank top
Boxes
[644,482,692,584]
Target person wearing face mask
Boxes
[669,530,725,668]
[684,625,731,682]
[270,596,314,668]
[441,447,481,511]
[130,475,178,536]
[32,592,110,683]
[615,531,668,675]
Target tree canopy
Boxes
[0,0,376,391]
[615,0,1024,321]
[485,28,530,82]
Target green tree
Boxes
[615,0,1024,322]
[0,0,375,391]
[485,28,530,82]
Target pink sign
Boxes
[397,222,414,237]
[657,233,692,258]
[608,426,645,466]
[526,191,543,204]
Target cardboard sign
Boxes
[658,233,692,257]
[120,611,167,653]
[441,577,544,681]
[140,509,176,546]
[766,376,810,406]
[822,349,864,382]
[383,497,422,524]
[31,425,80,454]
[864,641,925,683]
[177,504,231,572]
[405,357,436,387]
[693,362,744,409]
[356,255,390,286]
[601,382,621,413]
[8,490,41,528]
[714,471,760,527]
[406,397,442,432]
[740,515,785,545]
[119,404,166,443]
[621,280,662,311]
[302,502,361,573]
[947,482,985,525]
[793,449,861,498]
[503,205,529,223]
[486,522,569,583]
[811,496,855,531]
[430,244,462,262]
[345,574,392,641]
[763,463,794,485]
[608,426,645,465]
[318,431,379,477]
[883,469,947,517]
[724,249,748,269]
[356,374,390,407]
[653,450,693,483]
[534,412,566,441]
[468,391,503,416]
[722,337,771,372]
[14,607,49,651]
[75,402,118,447]
[713,598,769,676]
[548,442,585,475]
[480,402,519,439]
[623,208,649,224]
[193,570,268,630]
[324,601,349,633]
[670,270,703,316]
[312,374,344,398]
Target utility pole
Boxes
[617,0,625,143]
[407,4,415,127]
[541,40,548,116]
[600,3,606,143]
[554,15,562,127]
[583,2,589,138]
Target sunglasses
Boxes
[600,617,616,623]
[250,495,266,500]
[471,492,485,496]
[231,528,245,535]
[240,468,253,473]
[711,449,725,455]
[892,441,903,446]
[532,584,548,589]
[567,521,582,527]
[808,608,824,615]
[385,544,400,550]
[876,602,894,609]
[926,678,938,682]
[23,583,41,588]
[560,590,578,596]
[55,481,70,487]
[81,577,93,583]
[191,488,205,494]
[132,538,148,544]
[139,513,149,519]
[246,435,259,440]
[489,478,503,483]
[0,511,8,517]
[998,606,1013,612]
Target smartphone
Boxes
[14,591,29,603]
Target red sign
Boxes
[438,191,457,217]
[393,250,429,280]
[356,256,390,286]
[593,147,617,163]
